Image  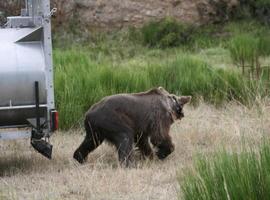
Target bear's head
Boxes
[158,87,191,121]
[170,95,191,120]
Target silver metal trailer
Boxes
[0,0,58,159]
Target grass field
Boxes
[54,50,258,129]
[53,20,270,130]
[0,102,269,200]
[1,20,270,200]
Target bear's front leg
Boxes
[156,138,175,160]
[150,122,175,160]
[136,134,154,160]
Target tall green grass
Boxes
[229,33,270,79]
[54,49,265,129]
[179,141,270,200]
[52,20,270,129]
[229,33,270,65]
[229,34,259,69]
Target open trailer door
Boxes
[0,0,58,159]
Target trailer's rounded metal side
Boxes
[0,29,47,106]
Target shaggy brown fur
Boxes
[73,87,191,167]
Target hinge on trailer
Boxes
[43,8,57,22]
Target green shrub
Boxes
[179,141,270,200]
[141,18,193,48]
[232,0,270,24]
[255,0,270,7]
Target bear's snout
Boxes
[156,142,175,160]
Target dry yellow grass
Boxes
[0,102,270,200]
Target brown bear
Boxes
[73,87,191,167]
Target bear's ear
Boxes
[158,86,165,91]
[158,86,169,95]
[179,96,192,105]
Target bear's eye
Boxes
[172,96,182,113]
[172,96,177,104]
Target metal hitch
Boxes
[31,138,52,159]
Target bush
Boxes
[141,18,193,48]
[233,0,270,24]
[179,141,270,200]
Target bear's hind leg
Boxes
[73,120,104,164]
[115,133,134,167]
[91,113,135,167]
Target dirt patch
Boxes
[55,0,238,29]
